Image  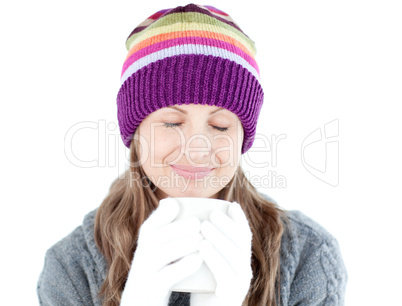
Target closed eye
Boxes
[163,122,228,132]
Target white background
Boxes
[1,0,401,305]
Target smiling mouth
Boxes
[170,164,215,180]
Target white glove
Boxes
[191,201,253,306]
[120,198,204,306]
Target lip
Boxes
[171,164,215,172]
[170,164,215,180]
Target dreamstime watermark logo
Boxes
[301,119,339,186]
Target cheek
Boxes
[141,124,178,148]
[154,129,181,148]
[215,127,242,149]
[138,124,170,162]
[146,128,181,163]
[212,132,242,167]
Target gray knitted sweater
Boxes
[37,195,347,305]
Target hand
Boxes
[120,198,204,306]
[191,201,253,306]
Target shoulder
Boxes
[45,221,88,263]
[280,210,348,305]
[258,192,348,305]
[259,192,337,246]
[43,209,102,273]
[282,209,338,249]
[37,209,106,306]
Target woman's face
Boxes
[137,103,244,199]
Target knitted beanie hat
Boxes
[117,3,264,154]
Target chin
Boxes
[163,188,216,198]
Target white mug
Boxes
[165,197,231,293]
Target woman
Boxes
[37,3,347,305]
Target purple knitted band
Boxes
[117,54,264,154]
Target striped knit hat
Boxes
[117,3,264,154]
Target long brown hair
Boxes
[94,132,288,305]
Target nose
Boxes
[181,133,212,164]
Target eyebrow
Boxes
[165,105,225,115]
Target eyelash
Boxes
[163,122,228,132]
